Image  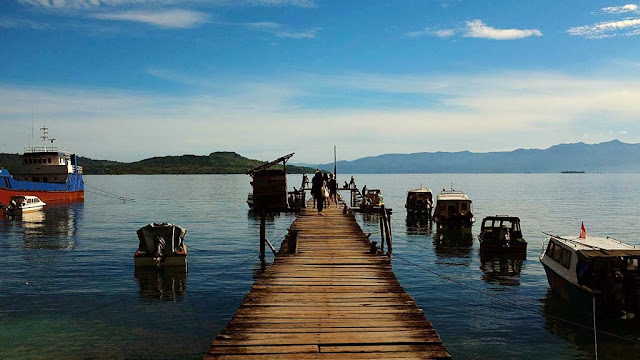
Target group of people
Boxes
[310,170,339,216]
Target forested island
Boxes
[0,151,316,175]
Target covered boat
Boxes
[134,223,187,267]
[0,127,84,204]
[478,216,527,259]
[405,185,433,217]
[432,188,475,230]
[540,234,640,317]
[4,195,46,215]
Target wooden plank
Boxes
[204,198,449,359]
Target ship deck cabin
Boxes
[12,150,82,184]
[362,189,383,207]
[406,188,433,214]
[433,191,474,229]
[479,216,526,257]
[480,216,524,243]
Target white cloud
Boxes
[244,21,320,38]
[601,4,639,14]
[0,16,52,29]
[406,28,455,38]
[2,70,640,162]
[18,0,317,8]
[568,18,640,38]
[92,9,209,28]
[250,0,316,7]
[18,0,172,8]
[465,19,542,40]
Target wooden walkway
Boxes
[205,202,450,359]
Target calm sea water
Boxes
[1,174,640,359]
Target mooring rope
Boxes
[391,250,640,344]
[83,182,135,201]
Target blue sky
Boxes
[1,0,639,163]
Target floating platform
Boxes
[204,201,449,359]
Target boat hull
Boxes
[0,188,83,205]
[134,254,188,267]
[542,262,592,304]
[0,169,84,205]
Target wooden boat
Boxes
[4,195,46,215]
[134,223,187,267]
[540,234,640,316]
[432,188,475,230]
[478,216,527,259]
[405,185,433,217]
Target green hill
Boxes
[0,151,316,175]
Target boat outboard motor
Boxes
[154,235,166,264]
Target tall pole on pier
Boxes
[333,146,337,176]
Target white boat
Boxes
[4,195,46,215]
[540,234,640,315]
[432,188,475,230]
[134,223,188,267]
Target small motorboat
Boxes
[405,184,433,217]
[4,195,46,215]
[478,216,527,259]
[134,223,187,267]
[432,188,475,231]
[540,232,640,317]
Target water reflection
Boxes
[135,266,187,302]
[433,230,473,260]
[479,257,524,286]
[2,203,83,250]
[406,215,433,236]
[541,289,640,360]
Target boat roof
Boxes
[11,195,43,200]
[409,188,432,193]
[437,191,470,201]
[482,216,520,222]
[550,235,640,259]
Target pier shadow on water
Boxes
[134,266,188,302]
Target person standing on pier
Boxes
[311,171,325,215]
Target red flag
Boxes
[580,221,587,239]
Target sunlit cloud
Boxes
[407,20,542,40]
[406,28,455,38]
[243,21,320,38]
[92,9,209,28]
[568,18,640,38]
[2,70,639,162]
[18,0,175,8]
[0,16,52,29]
[250,0,316,7]
[465,19,542,40]
[601,4,639,14]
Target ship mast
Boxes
[40,126,48,151]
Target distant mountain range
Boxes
[310,140,640,173]
[3,140,639,175]
[0,152,316,175]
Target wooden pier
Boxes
[205,202,450,359]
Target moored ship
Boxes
[0,127,84,205]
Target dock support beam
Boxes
[260,211,266,261]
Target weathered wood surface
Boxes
[205,202,450,359]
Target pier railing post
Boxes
[260,211,266,261]
[379,215,385,253]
